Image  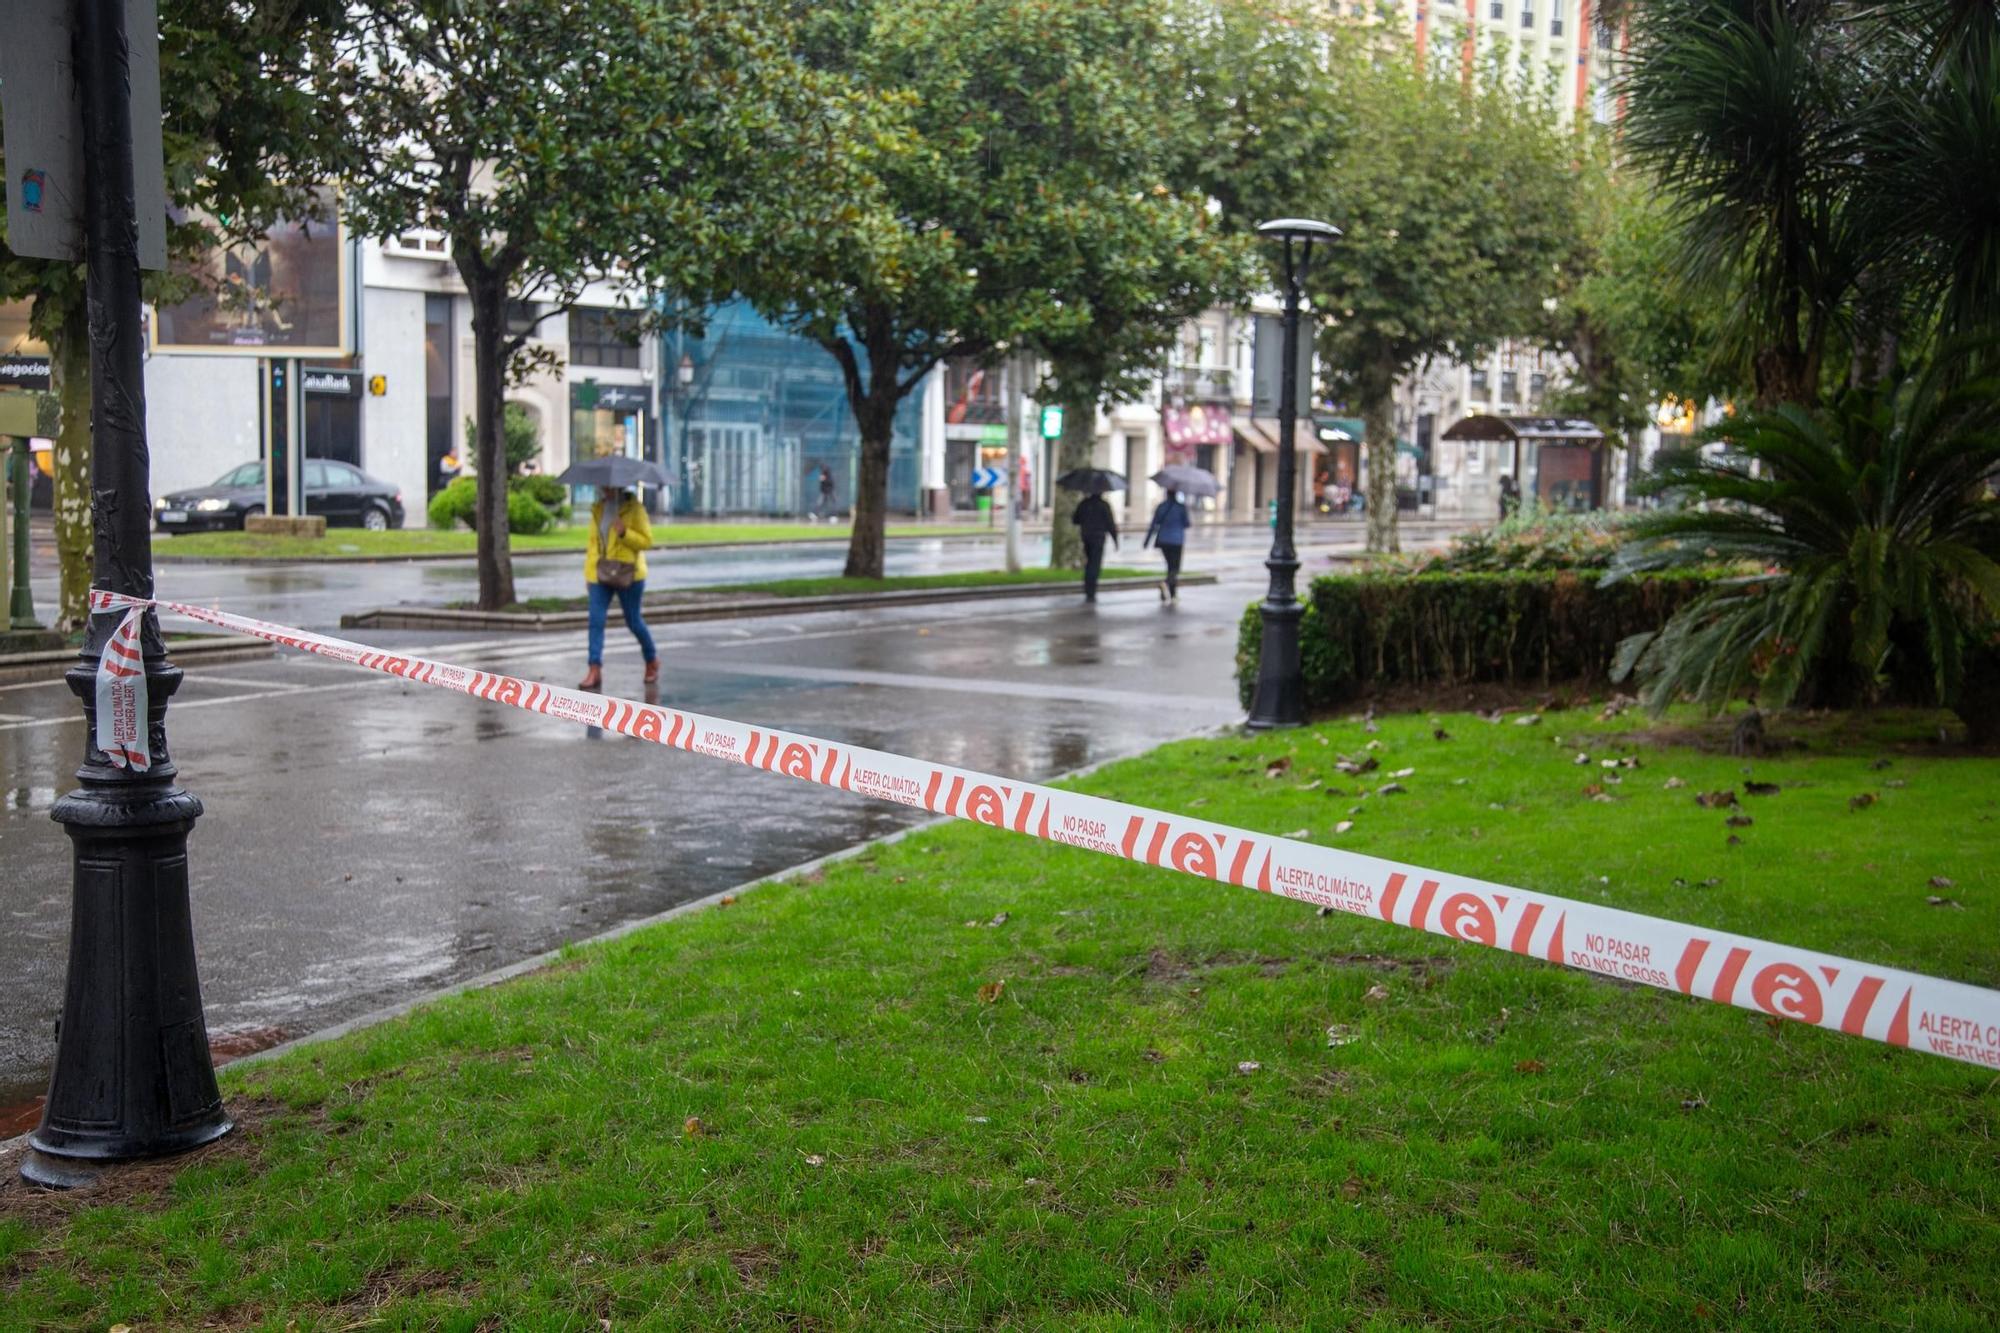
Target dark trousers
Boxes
[1082,536,1107,599]
[1159,542,1183,595]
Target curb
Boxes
[0,726,1232,1157]
[155,529,1003,566]
[340,573,1221,632]
[0,636,275,686]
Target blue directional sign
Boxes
[971,466,1004,490]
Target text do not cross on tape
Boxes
[88,589,2000,1070]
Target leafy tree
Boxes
[1304,53,1580,553]
[753,0,1235,579]
[1612,342,2000,740]
[314,0,819,608]
[1541,163,1732,440]
[0,0,347,626]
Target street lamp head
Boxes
[676,353,695,389]
[1256,218,1339,293]
[1255,218,1341,245]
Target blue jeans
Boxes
[587,580,657,666]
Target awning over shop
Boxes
[1234,417,1324,455]
[1440,414,1605,444]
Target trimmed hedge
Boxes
[1236,571,1714,710]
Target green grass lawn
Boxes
[3,706,1996,1329]
[154,521,980,561]
[479,567,1155,612]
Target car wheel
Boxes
[239,505,264,531]
[362,505,391,532]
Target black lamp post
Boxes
[1247,217,1339,731]
[22,0,231,1187]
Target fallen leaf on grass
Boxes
[1334,820,1355,834]
[1849,793,1878,811]
[1237,1060,1261,1075]
[1871,758,1893,771]
[1591,793,1617,803]
[1364,739,1384,752]
[987,912,1009,928]
[804,1154,826,1167]
[1573,752,1592,765]
[718,895,737,907]
[1143,1049,1165,1063]
[1930,876,1956,888]
[1300,779,1322,791]
[1744,781,1781,796]
[684,1116,706,1137]
[1326,1024,1360,1047]
[1514,714,1542,726]
[1664,777,1688,789]
[1926,896,1964,909]
[978,980,1006,1004]
[1389,767,1415,778]
[1377,782,1407,795]
[1340,1172,1366,1200]
[1582,783,1605,797]
[1514,1059,1547,1075]
[1316,905,1336,917]
[1264,757,1292,779]
[1885,778,1909,788]
[1726,814,1754,828]
[1433,728,1452,741]
[1187,797,1209,807]
[1695,790,1739,809]
[1727,835,1742,846]
[1680,1095,1708,1111]
[1284,828,1310,839]
[1363,984,1391,1003]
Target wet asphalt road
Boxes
[1,521,1475,1110]
[0,564,1254,1106]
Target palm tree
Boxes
[1611,343,2000,739]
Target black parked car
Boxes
[154,459,406,532]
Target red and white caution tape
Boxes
[91,596,150,771]
[95,589,2000,1069]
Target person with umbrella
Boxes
[1145,465,1216,603]
[1057,468,1124,603]
[558,455,668,691]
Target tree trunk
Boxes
[48,311,93,630]
[1047,384,1096,570]
[1360,366,1399,555]
[467,278,516,609]
[844,401,892,579]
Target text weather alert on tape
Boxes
[89,589,2000,1071]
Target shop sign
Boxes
[302,369,359,396]
[0,356,52,392]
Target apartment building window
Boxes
[1469,367,1490,395]
[1521,2,1534,27]
[1550,0,1564,34]
[1529,371,1548,401]
[569,307,643,369]
[1597,18,1614,49]
[1490,0,1503,18]
[504,300,545,339]
[1500,370,1519,402]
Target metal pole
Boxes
[1005,351,1024,573]
[1248,218,1336,730]
[10,439,41,627]
[24,0,230,1187]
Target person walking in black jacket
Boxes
[1073,492,1119,602]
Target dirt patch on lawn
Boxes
[0,1096,282,1225]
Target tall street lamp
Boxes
[23,0,231,1186]
[1247,217,1339,731]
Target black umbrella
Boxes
[1150,464,1220,498]
[1055,468,1127,495]
[555,454,671,489]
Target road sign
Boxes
[971,467,1003,490]
[1039,404,1064,440]
[1,0,168,271]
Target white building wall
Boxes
[145,354,260,497]
[359,285,429,525]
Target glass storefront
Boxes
[660,301,923,517]
[569,381,658,508]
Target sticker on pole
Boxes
[92,597,149,770]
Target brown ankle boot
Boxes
[578,664,603,691]
[643,658,660,685]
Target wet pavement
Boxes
[0,567,1265,1111]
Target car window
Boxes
[305,461,332,489]
[328,462,364,486]
[219,462,263,487]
